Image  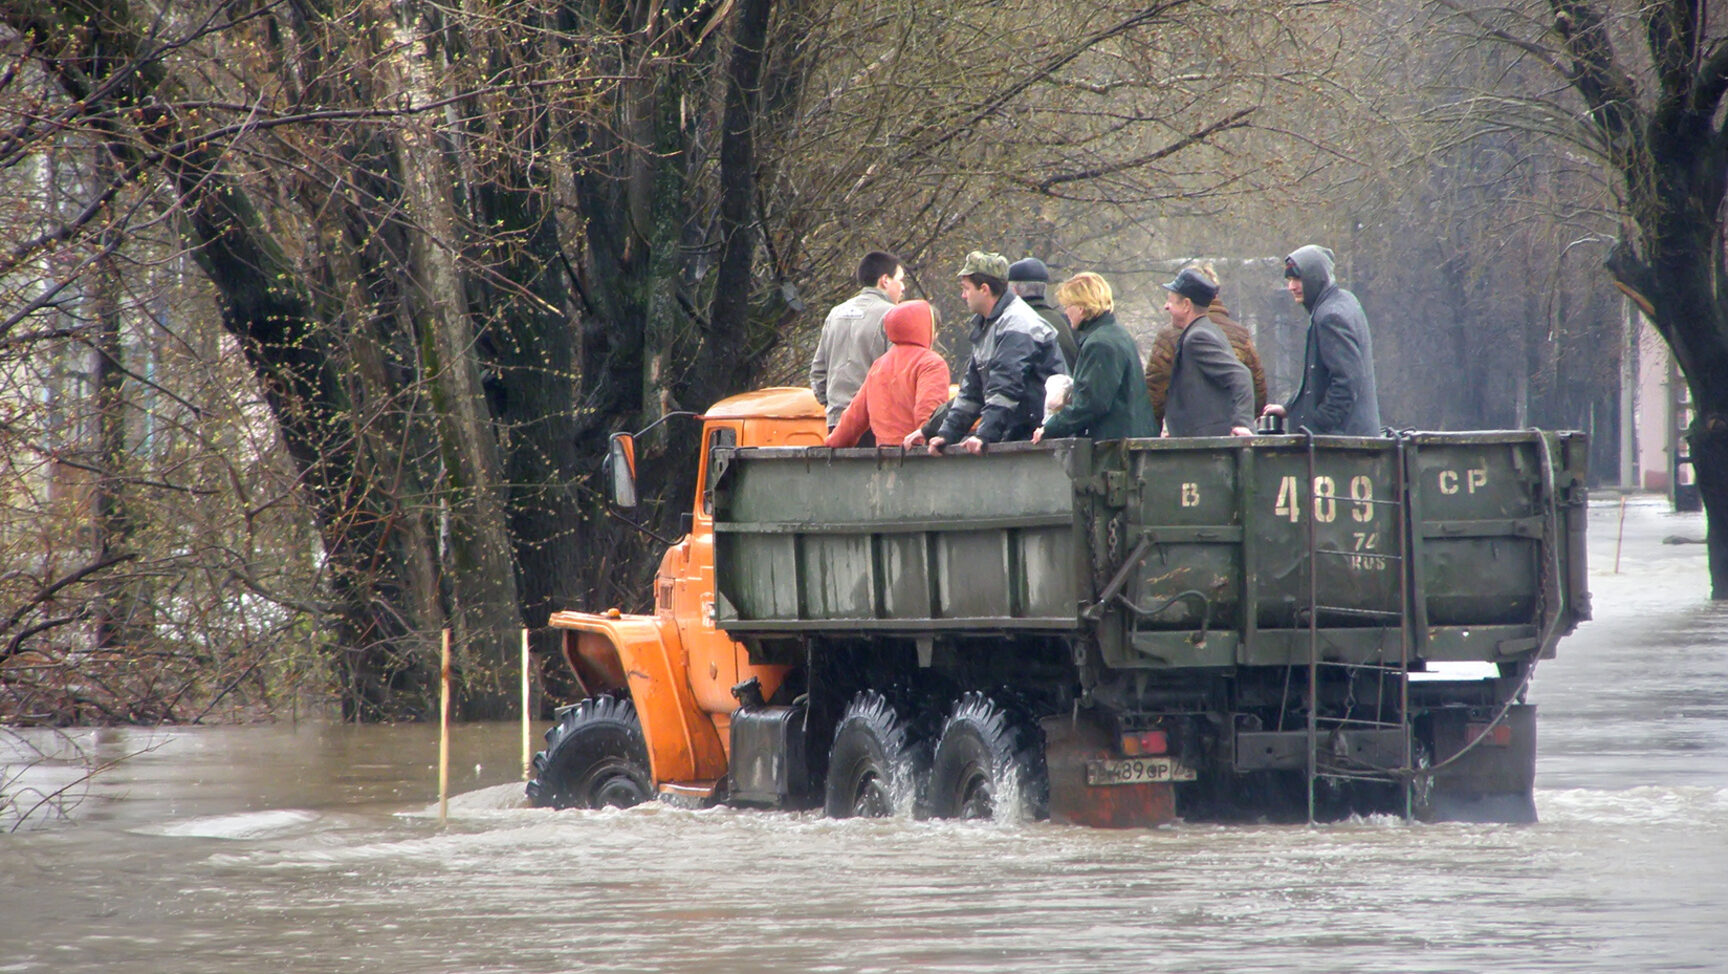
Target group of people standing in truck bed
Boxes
[809,245,1380,450]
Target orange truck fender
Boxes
[548,610,727,786]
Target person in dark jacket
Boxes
[1008,257,1080,371]
[1161,268,1254,438]
[1266,244,1381,436]
[1144,262,1266,431]
[907,251,1068,454]
[1034,272,1156,442]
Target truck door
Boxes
[683,425,744,720]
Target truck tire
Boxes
[825,691,925,819]
[927,692,1048,822]
[526,693,652,810]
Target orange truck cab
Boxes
[543,387,826,806]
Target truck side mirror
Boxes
[606,433,638,509]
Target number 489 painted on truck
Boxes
[1273,474,1376,524]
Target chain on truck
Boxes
[528,386,1590,826]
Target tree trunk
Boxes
[696,0,776,411]
[390,11,523,718]
[88,248,127,653]
[469,170,587,666]
[1688,407,1728,599]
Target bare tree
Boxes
[1420,0,1728,596]
[0,0,1346,721]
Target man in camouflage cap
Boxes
[907,250,1068,454]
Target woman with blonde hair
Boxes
[1034,272,1157,442]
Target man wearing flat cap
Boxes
[908,250,1068,454]
[1161,266,1254,437]
[1008,257,1080,370]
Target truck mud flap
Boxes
[1425,703,1538,824]
[1041,713,1178,828]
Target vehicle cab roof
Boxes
[702,387,824,421]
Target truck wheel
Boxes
[927,692,1047,822]
[825,691,925,818]
[526,693,652,810]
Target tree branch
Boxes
[0,554,139,645]
[1028,106,1256,192]
[1548,0,1645,164]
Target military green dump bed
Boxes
[709,432,1590,670]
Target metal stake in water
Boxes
[521,628,532,781]
[1615,494,1628,574]
[438,628,451,826]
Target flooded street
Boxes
[4,495,1725,973]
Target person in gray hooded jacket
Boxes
[1268,244,1381,436]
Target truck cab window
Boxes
[702,427,737,515]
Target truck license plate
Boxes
[1085,757,1198,786]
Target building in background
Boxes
[1630,305,1700,511]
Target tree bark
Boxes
[1692,415,1728,598]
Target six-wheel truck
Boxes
[529,386,1590,826]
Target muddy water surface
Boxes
[2,495,1725,973]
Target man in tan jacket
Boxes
[811,251,905,430]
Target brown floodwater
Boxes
[2,496,1725,973]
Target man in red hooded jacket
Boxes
[826,300,951,448]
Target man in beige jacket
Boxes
[811,251,905,430]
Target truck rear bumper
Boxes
[1234,728,1409,773]
[1041,713,1178,828]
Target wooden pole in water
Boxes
[521,627,532,781]
[1615,493,1628,574]
[438,627,451,826]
